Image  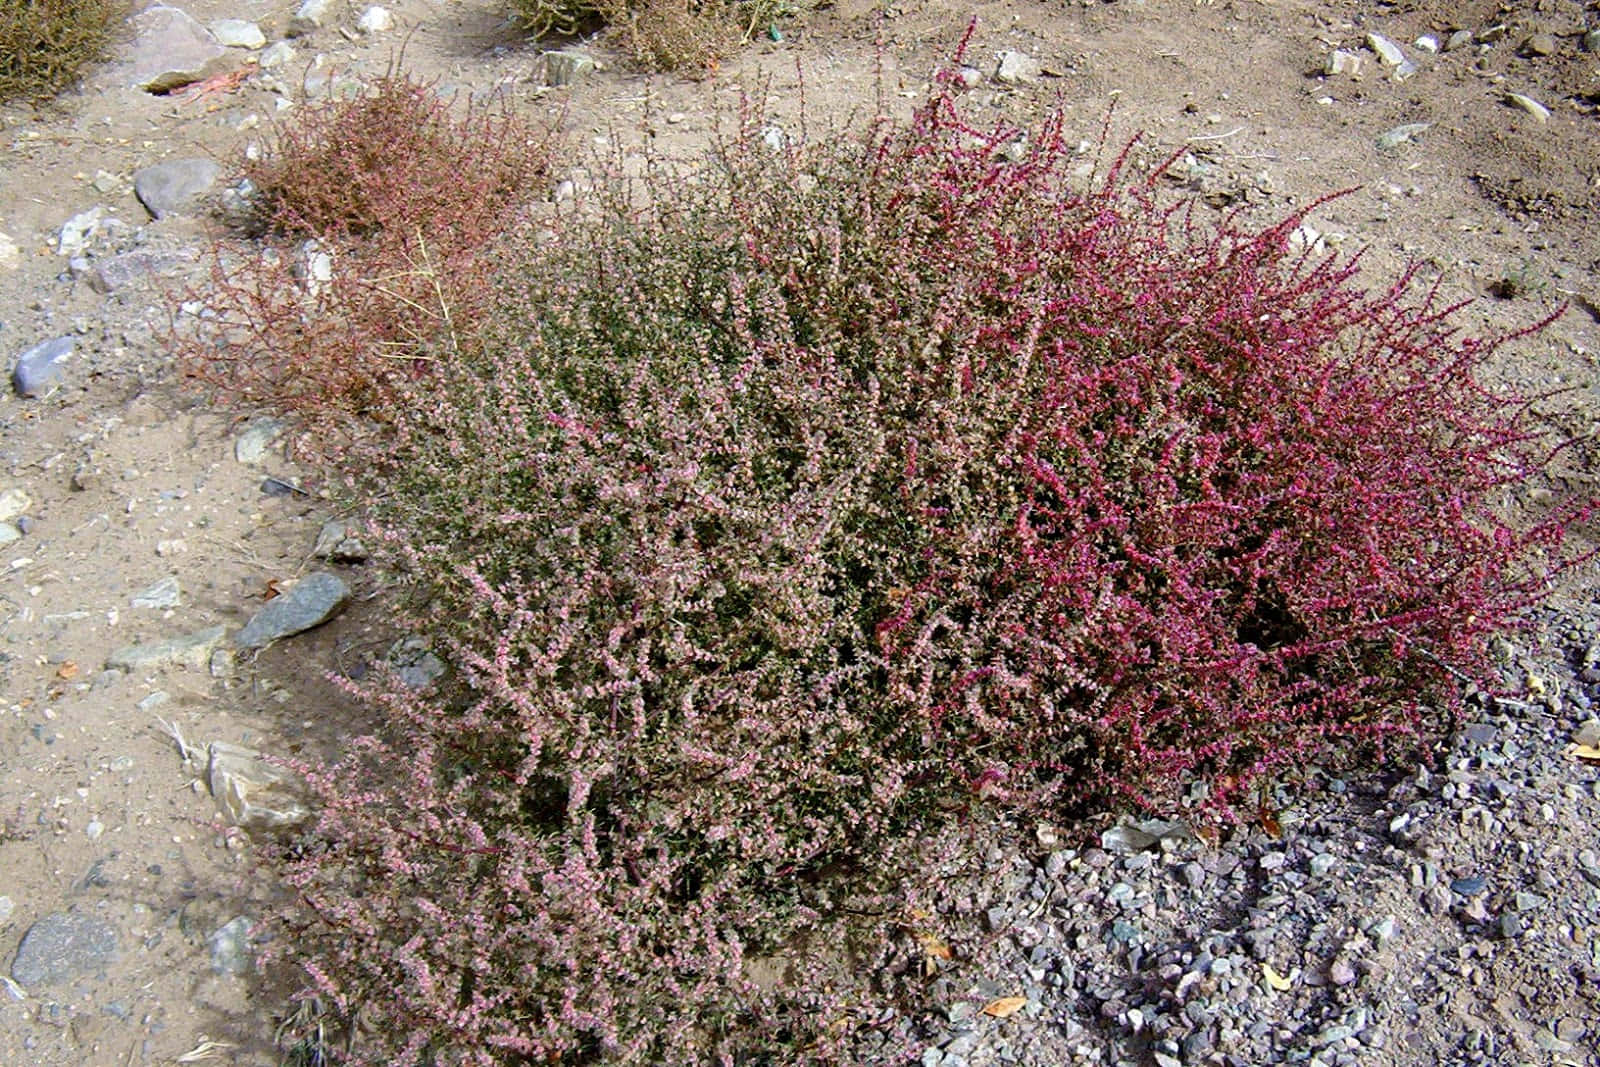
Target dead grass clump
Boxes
[0,0,126,104]
[511,0,787,73]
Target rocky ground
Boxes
[1,1,1598,1064]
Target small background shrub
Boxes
[175,73,552,421]
[0,0,126,104]
[512,0,790,72]
[236,50,1586,1067]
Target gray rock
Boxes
[259,41,297,69]
[390,637,446,689]
[1365,33,1406,66]
[995,50,1041,85]
[1324,50,1362,76]
[289,0,333,36]
[234,419,284,465]
[10,912,118,987]
[118,5,228,93]
[90,247,199,293]
[544,51,596,87]
[1445,29,1474,52]
[208,742,311,830]
[134,158,221,220]
[0,524,16,547]
[208,916,254,975]
[0,487,30,522]
[235,572,349,649]
[131,576,182,610]
[13,336,75,397]
[313,519,369,563]
[106,625,228,672]
[57,206,116,256]
[210,19,266,49]
[1375,122,1432,150]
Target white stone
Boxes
[289,0,332,36]
[1506,92,1550,123]
[995,49,1042,85]
[210,19,266,49]
[357,6,394,34]
[0,232,18,271]
[0,488,32,522]
[259,41,296,69]
[1365,32,1406,66]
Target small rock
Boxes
[0,488,31,523]
[1328,958,1357,986]
[1498,911,1525,939]
[1522,34,1557,57]
[1324,50,1363,76]
[208,743,311,830]
[1414,35,1439,54]
[390,636,446,689]
[13,336,75,397]
[289,0,333,36]
[234,419,284,465]
[259,41,297,69]
[1366,33,1407,66]
[1368,916,1398,946]
[106,625,228,672]
[210,19,266,49]
[357,6,394,33]
[0,524,21,547]
[235,572,350,649]
[543,50,596,87]
[1375,122,1432,150]
[1444,29,1475,52]
[0,896,13,924]
[131,576,182,610]
[0,232,20,271]
[1451,874,1487,897]
[208,916,255,975]
[57,207,113,256]
[312,519,368,563]
[1101,823,1159,854]
[90,247,200,293]
[10,912,118,987]
[1179,862,1207,889]
[119,5,228,93]
[1505,92,1550,122]
[134,158,221,220]
[1477,24,1509,44]
[995,50,1042,85]
[956,65,984,88]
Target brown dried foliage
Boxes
[0,0,126,104]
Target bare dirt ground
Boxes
[1,1,1598,1064]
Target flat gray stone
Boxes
[90,247,199,293]
[11,912,118,988]
[134,158,221,220]
[131,576,182,610]
[995,50,1041,84]
[1366,32,1406,66]
[235,572,349,649]
[210,19,266,49]
[234,419,284,465]
[312,519,368,563]
[208,916,254,975]
[13,336,74,398]
[289,0,333,36]
[107,624,228,672]
[118,5,228,93]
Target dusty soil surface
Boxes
[0,1,1597,1064]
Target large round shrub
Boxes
[262,66,1581,1064]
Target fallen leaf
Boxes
[1262,963,1292,991]
[914,931,953,962]
[1567,743,1600,764]
[1258,804,1282,839]
[981,996,1028,1019]
[55,661,78,680]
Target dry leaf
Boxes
[915,932,953,962]
[1567,743,1600,764]
[55,661,78,680]
[981,996,1028,1019]
[1262,963,1292,991]
[1258,804,1282,839]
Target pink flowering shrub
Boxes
[261,52,1583,1065]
